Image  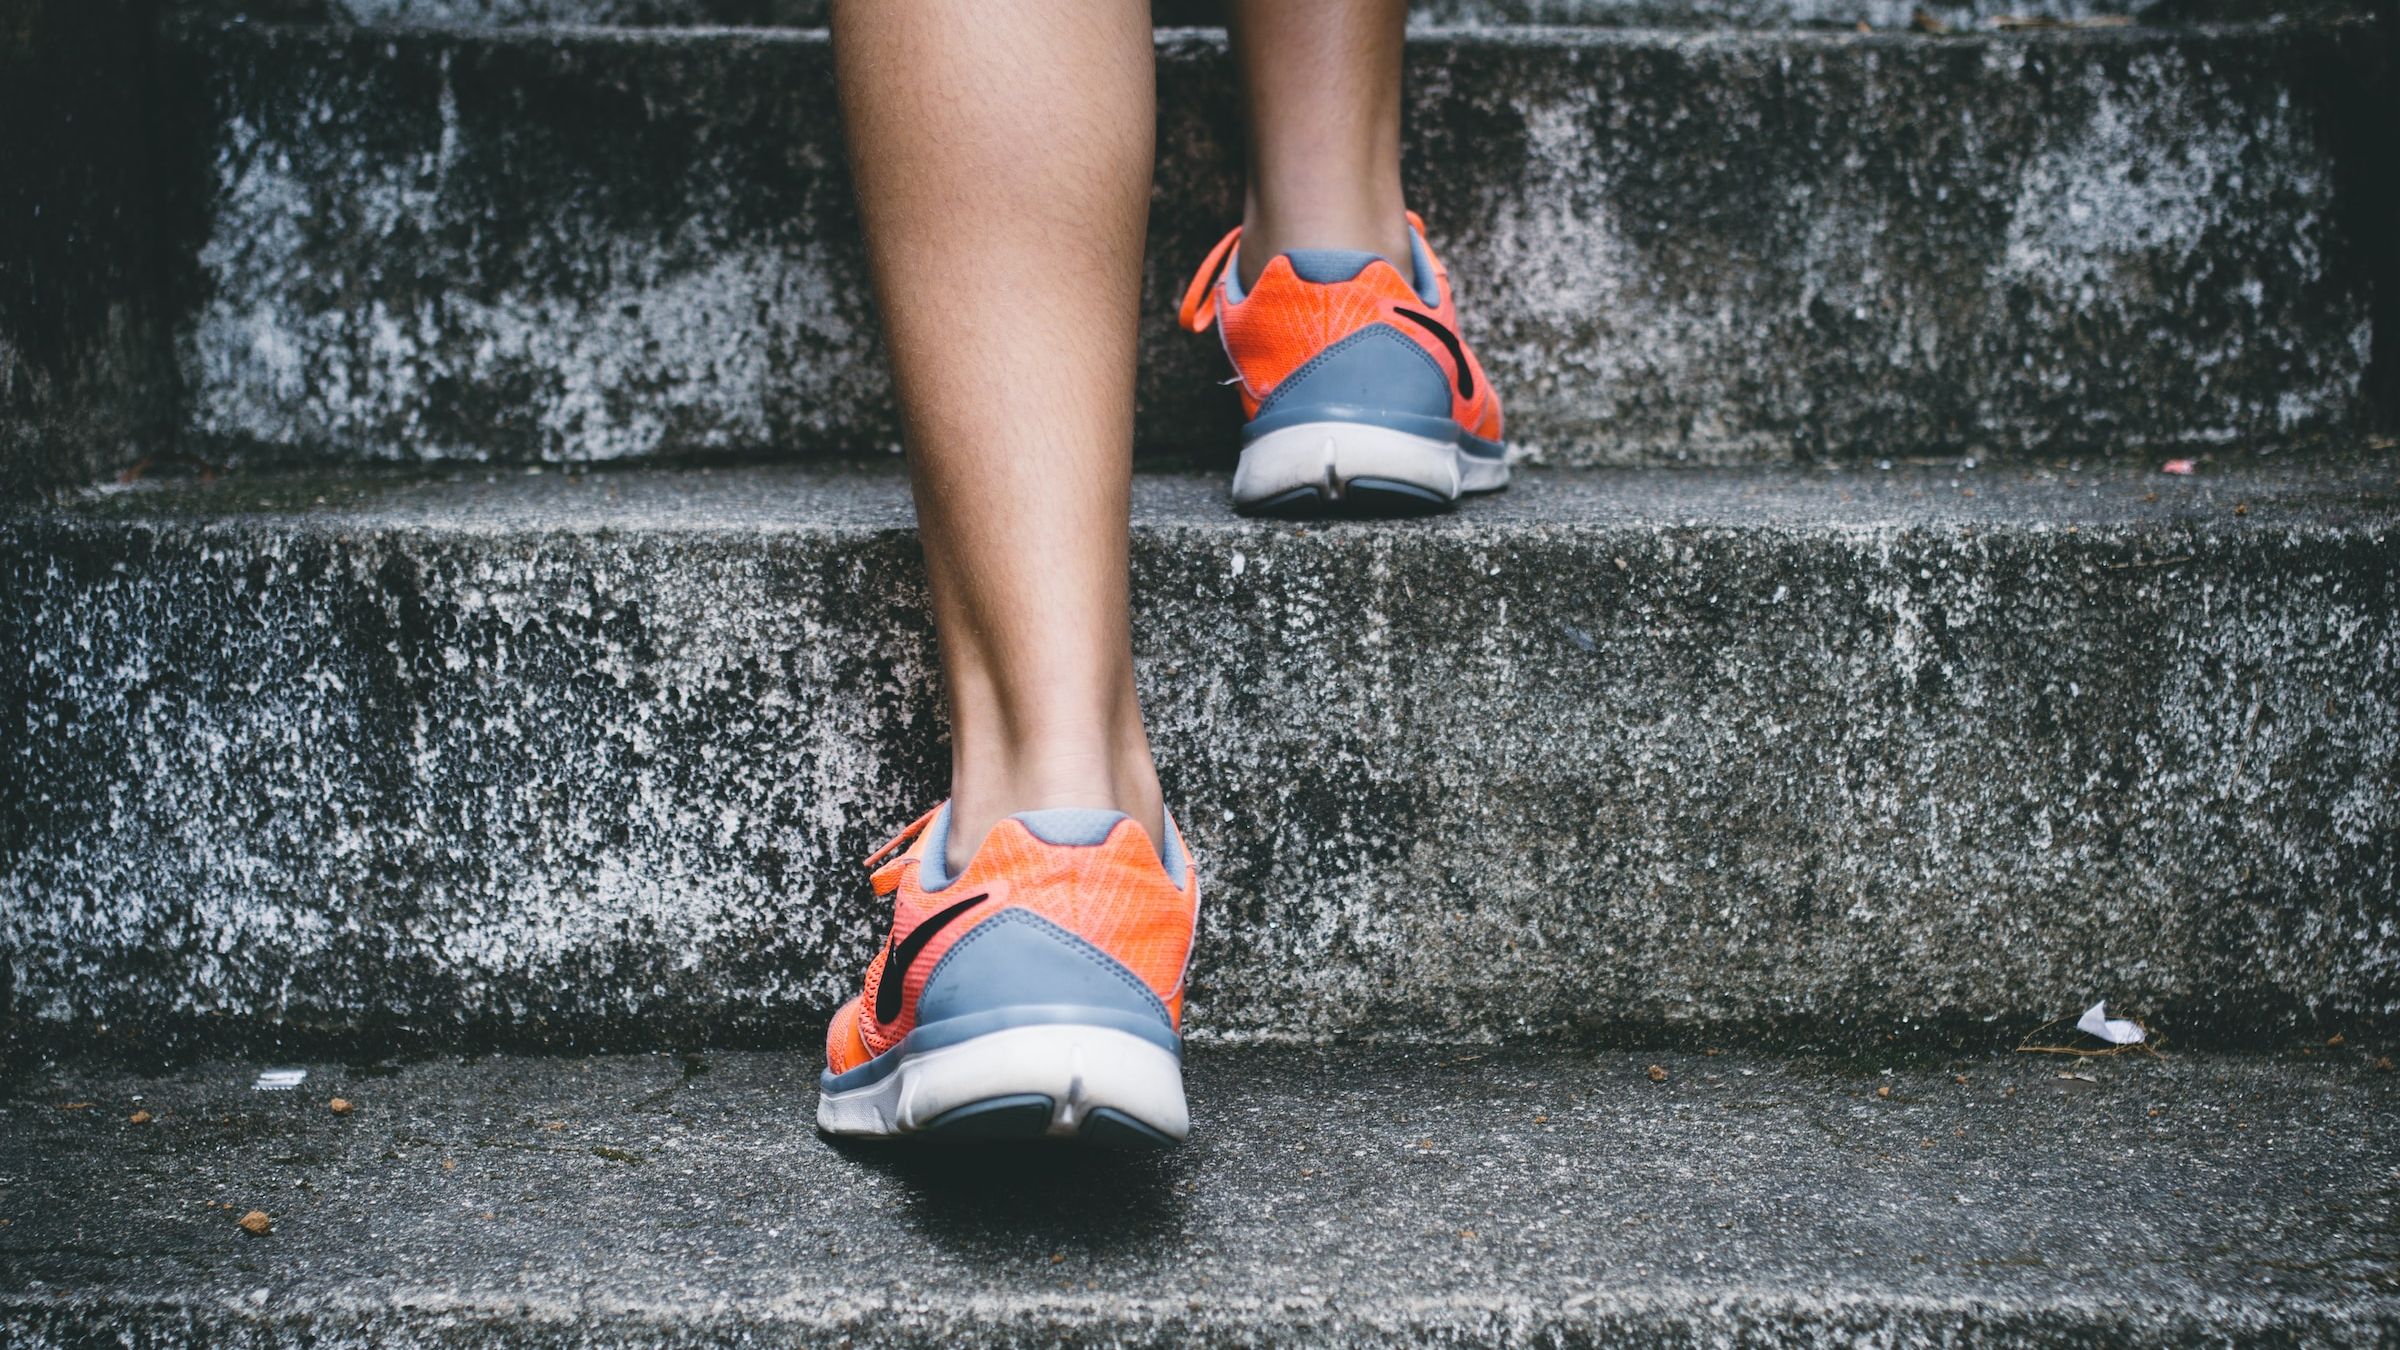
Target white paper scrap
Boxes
[253,1068,308,1091]
[2076,1001,2145,1046]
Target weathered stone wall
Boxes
[0,0,179,497]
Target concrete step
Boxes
[6,458,2395,1051]
[173,0,2378,31]
[3,1044,2394,1345]
[160,19,2390,470]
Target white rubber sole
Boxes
[1231,420,1510,512]
[815,1023,1190,1144]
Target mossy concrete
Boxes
[4,461,2394,1049]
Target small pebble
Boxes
[238,1211,272,1236]
[128,1110,152,1124]
[1647,1065,1668,1083]
[1876,1085,1892,1099]
[328,1098,353,1116]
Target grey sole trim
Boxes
[918,1097,1180,1149]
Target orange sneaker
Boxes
[816,804,1200,1146]
[1178,211,1507,516]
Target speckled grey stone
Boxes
[4,460,2395,1049]
[158,20,2387,470]
[1,1045,2394,1345]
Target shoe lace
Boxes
[862,803,942,896]
[1176,226,1241,335]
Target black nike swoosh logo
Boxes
[1392,307,1474,402]
[874,892,992,1025]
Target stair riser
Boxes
[7,493,2392,1045]
[166,24,2383,469]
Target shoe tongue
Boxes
[1009,808,1131,847]
[1281,249,1386,284]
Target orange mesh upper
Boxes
[1179,214,1503,442]
[828,808,1200,1073]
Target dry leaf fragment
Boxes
[2325,1033,2345,1048]
[328,1098,354,1116]
[1647,1065,1669,1083]
[1876,1085,1892,1099]
[129,1110,152,1124]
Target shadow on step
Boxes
[820,1136,1191,1253]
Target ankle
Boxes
[945,745,1166,877]
[1238,201,1413,289]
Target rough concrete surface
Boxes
[1,1046,2394,1346]
[4,460,2395,1049]
[159,21,2386,468]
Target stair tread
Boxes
[3,1045,2392,1344]
[36,457,2400,533]
[170,0,2378,32]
